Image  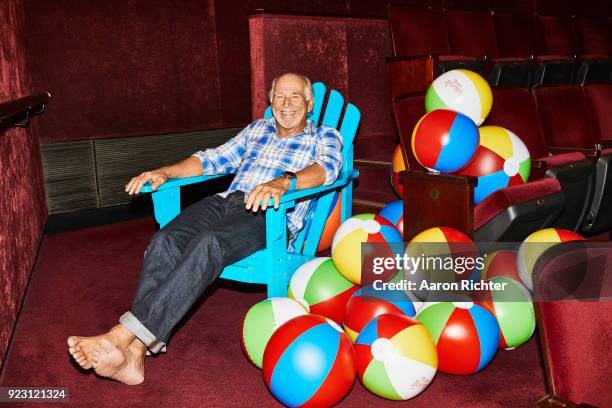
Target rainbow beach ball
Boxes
[288,257,359,324]
[479,250,522,282]
[378,200,404,239]
[390,145,407,197]
[332,214,403,285]
[263,315,356,408]
[343,285,416,343]
[411,109,479,173]
[416,302,500,375]
[474,277,536,350]
[425,69,493,126]
[241,298,308,368]
[355,314,438,400]
[459,126,531,205]
[517,228,584,291]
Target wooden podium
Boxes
[401,170,476,241]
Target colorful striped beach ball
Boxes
[459,126,531,205]
[411,109,479,173]
[390,145,407,197]
[474,277,536,350]
[263,315,356,408]
[416,302,500,375]
[355,314,438,400]
[378,200,404,239]
[406,227,478,300]
[288,257,359,324]
[425,69,493,126]
[479,250,522,282]
[343,285,416,343]
[241,298,308,369]
[302,192,342,253]
[517,228,584,291]
[332,214,403,285]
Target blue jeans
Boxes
[120,191,266,353]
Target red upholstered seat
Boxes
[474,178,561,230]
[388,5,449,56]
[493,13,539,59]
[583,83,612,141]
[573,17,611,57]
[446,10,498,59]
[533,84,612,234]
[532,85,594,149]
[534,244,612,407]
[534,15,577,85]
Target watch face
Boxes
[283,171,296,179]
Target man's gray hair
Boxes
[268,73,313,102]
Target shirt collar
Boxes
[266,117,314,137]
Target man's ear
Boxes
[307,98,314,113]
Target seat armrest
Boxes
[139,173,231,193]
[595,139,612,149]
[277,170,358,204]
[548,146,600,158]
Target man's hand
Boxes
[245,177,291,212]
[125,170,168,195]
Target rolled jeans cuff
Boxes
[119,311,167,355]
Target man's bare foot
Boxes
[92,338,146,385]
[67,324,135,370]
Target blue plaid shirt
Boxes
[192,118,343,238]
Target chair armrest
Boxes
[548,146,600,158]
[278,170,358,204]
[139,173,231,194]
[595,139,612,149]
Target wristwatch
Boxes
[282,171,297,191]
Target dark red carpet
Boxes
[0,218,546,407]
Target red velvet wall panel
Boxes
[249,13,393,161]
[23,0,224,143]
[0,0,47,366]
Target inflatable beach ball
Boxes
[517,228,584,291]
[263,315,356,408]
[332,214,403,285]
[425,69,493,126]
[378,200,404,238]
[479,250,522,282]
[288,257,359,324]
[406,227,478,300]
[459,126,531,205]
[416,302,500,375]
[355,314,438,400]
[390,145,407,197]
[344,284,417,343]
[474,277,536,350]
[411,109,479,173]
[241,298,308,369]
[303,192,342,253]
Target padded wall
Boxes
[0,0,47,365]
[23,0,392,144]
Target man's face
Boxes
[271,75,313,134]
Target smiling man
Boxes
[66,73,343,385]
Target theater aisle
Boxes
[0,217,546,407]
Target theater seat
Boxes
[445,9,531,87]
[533,85,611,234]
[488,87,594,232]
[392,93,565,242]
[534,16,577,85]
[573,17,612,84]
[387,4,485,95]
[534,243,612,407]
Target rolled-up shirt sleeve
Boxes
[312,127,343,185]
[191,124,250,175]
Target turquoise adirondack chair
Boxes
[140,82,360,297]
